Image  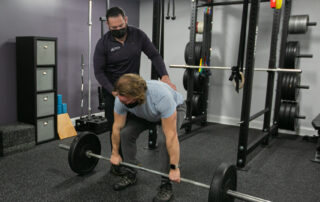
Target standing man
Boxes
[110,74,186,202]
[93,7,176,176]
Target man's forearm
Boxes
[111,127,121,155]
[166,132,180,166]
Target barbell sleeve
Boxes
[169,64,302,73]
[227,190,271,202]
[59,144,70,151]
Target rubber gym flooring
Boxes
[0,123,319,202]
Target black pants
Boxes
[102,88,123,157]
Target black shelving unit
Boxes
[16,36,58,144]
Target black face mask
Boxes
[125,101,139,108]
[111,26,127,39]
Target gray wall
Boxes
[0,0,140,124]
[139,0,320,136]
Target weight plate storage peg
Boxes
[68,132,101,175]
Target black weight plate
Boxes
[194,71,204,91]
[68,131,101,175]
[284,102,292,130]
[279,102,286,129]
[184,42,202,65]
[209,163,237,202]
[288,103,296,131]
[284,41,300,68]
[281,74,289,100]
[183,70,204,92]
[287,74,295,100]
[192,94,202,116]
[183,70,188,90]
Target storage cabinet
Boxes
[16,36,57,144]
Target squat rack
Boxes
[170,0,299,168]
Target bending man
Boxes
[110,74,185,202]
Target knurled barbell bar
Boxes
[170,64,302,73]
[288,15,317,34]
[284,41,313,68]
[59,132,272,202]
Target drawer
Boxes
[36,67,54,91]
[37,92,55,117]
[37,117,55,142]
[37,40,55,65]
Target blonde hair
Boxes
[114,74,147,104]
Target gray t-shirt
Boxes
[114,80,184,122]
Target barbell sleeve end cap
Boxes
[58,144,70,151]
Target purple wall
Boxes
[0,0,140,124]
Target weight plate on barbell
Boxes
[209,163,237,202]
[68,131,101,175]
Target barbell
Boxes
[170,64,302,73]
[59,132,272,202]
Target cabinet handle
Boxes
[43,97,48,101]
[42,71,47,75]
[43,45,48,49]
[43,121,48,126]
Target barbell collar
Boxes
[307,22,317,26]
[170,64,302,73]
[296,54,313,58]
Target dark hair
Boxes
[106,7,125,20]
[114,74,147,105]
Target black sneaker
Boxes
[153,182,174,202]
[113,172,137,191]
[110,164,129,176]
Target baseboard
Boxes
[70,112,105,126]
[207,114,317,137]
